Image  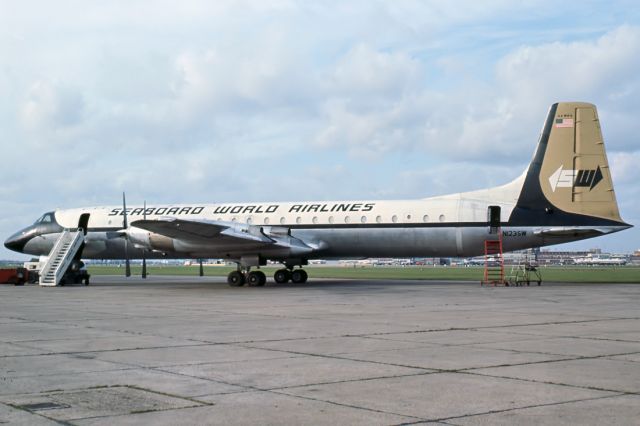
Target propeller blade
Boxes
[122,192,128,229]
[142,200,147,279]
[124,250,131,277]
[122,192,131,277]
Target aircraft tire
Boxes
[291,269,308,284]
[274,269,290,284]
[227,271,245,286]
[247,271,266,286]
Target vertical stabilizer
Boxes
[541,102,621,221]
[510,102,627,226]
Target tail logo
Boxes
[548,165,603,192]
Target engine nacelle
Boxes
[127,227,175,253]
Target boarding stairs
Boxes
[39,229,84,286]
[481,229,507,286]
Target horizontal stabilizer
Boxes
[533,227,609,238]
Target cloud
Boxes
[20,80,85,130]
[497,26,640,100]
[328,44,421,99]
[317,25,640,161]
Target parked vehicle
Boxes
[0,267,29,285]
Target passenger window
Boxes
[376,215,382,223]
[344,216,350,223]
[296,217,302,224]
[312,216,318,224]
[423,215,429,222]
[246,217,252,224]
[361,216,367,223]
[328,216,334,224]
[392,215,398,223]
[406,214,412,220]
[280,217,286,225]
[264,217,270,225]
[439,214,445,222]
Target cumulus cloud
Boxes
[328,44,421,98]
[20,80,84,130]
[610,151,640,184]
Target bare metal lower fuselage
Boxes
[19,225,619,261]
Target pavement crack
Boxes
[430,393,627,423]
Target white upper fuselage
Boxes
[57,173,527,231]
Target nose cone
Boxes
[4,231,28,253]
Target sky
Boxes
[1,0,639,259]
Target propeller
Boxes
[121,193,149,279]
[122,192,131,277]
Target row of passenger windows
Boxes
[227,214,447,225]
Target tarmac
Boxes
[0,276,639,425]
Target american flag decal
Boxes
[555,118,574,128]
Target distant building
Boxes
[537,248,601,265]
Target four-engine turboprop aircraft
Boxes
[4,102,632,286]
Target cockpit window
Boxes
[35,212,54,224]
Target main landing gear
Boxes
[227,267,308,286]
[227,269,267,287]
[273,268,308,284]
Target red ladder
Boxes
[482,230,507,286]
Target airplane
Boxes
[573,255,628,266]
[4,102,632,286]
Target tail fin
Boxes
[510,102,628,227]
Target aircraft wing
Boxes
[131,217,315,256]
[132,218,271,243]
